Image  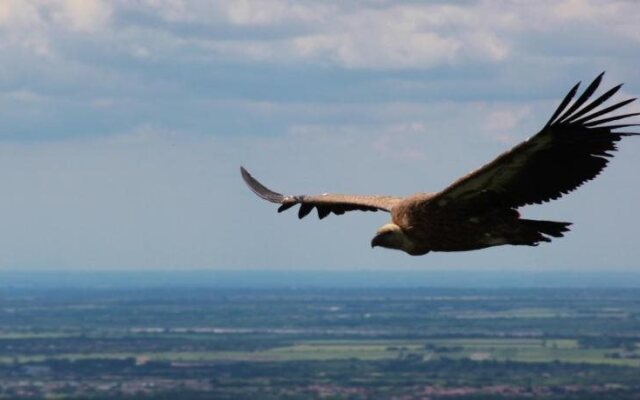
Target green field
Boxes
[3,337,638,367]
[2,286,640,399]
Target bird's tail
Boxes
[515,219,572,245]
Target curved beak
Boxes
[371,234,383,248]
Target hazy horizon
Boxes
[3,269,640,288]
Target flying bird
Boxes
[241,73,638,255]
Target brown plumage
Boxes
[241,73,639,255]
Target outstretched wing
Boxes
[431,72,639,210]
[241,167,402,219]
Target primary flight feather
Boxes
[241,73,638,255]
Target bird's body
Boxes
[241,73,638,255]
[375,194,569,254]
[390,195,511,254]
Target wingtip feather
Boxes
[240,166,286,204]
[557,73,604,123]
[565,83,624,123]
[545,81,581,127]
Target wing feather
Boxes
[544,81,580,127]
[431,73,639,210]
[240,167,402,219]
[565,84,622,123]
[574,98,636,124]
[557,71,604,123]
[584,112,640,127]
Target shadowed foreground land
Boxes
[1,283,640,399]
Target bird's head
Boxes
[371,223,414,254]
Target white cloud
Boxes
[2,0,640,75]
[185,0,632,69]
[0,0,41,28]
[293,31,461,69]
[204,3,505,69]
[484,106,532,143]
[0,0,51,56]
[223,0,331,26]
[0,0,110,62]
[58,0,112,33]
[553,0,618,22]
[138,0,191,22]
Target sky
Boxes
[0,0,639,270]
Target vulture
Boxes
[241,73,638,255]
